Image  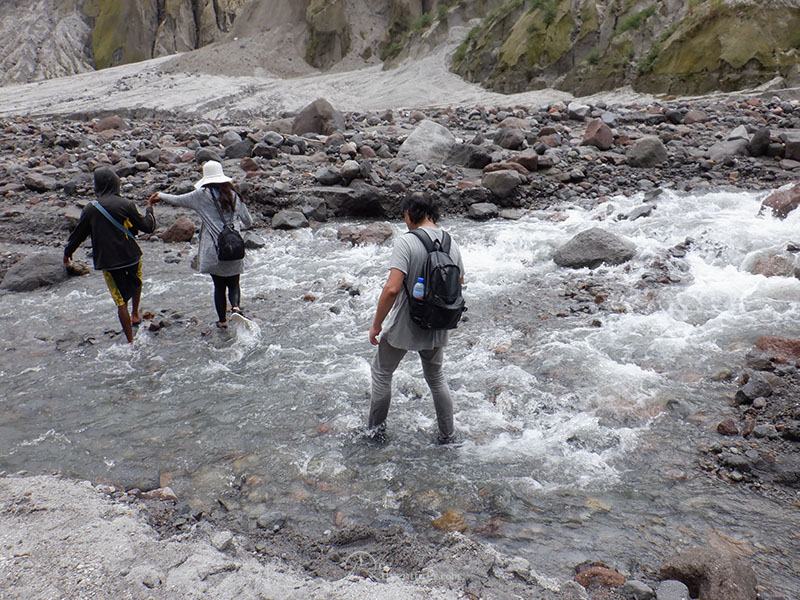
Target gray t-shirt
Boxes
[382,226,464,351]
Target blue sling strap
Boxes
[91,200,134,239]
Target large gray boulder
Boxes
[272,210,309,230]
[291,98,346,136]
[708,139,748,164]
[1,253,68,292]
[553,228,636,269]
[627,136,668,167]
[337,222,393,245]
[481,170,523,199]
[397,120,457,165]
[659,547,757,600]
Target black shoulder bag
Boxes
[211,189,245,261]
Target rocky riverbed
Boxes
[3,90,800,599]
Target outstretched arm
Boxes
[63,208,92,264]
[369,268,405,345]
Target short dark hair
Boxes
[401,191,439,224]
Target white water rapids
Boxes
[2,186,799,595]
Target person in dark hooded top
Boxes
[64,167,157,343]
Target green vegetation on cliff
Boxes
[451,0,800,97]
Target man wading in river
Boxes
[368,191,465,444]
[63,167,156,343]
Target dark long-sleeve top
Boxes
[64,195,156,271]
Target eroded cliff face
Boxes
[450,0,800,96]
[0,0,93,86]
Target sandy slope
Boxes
[0,25,649,120]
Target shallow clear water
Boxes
[2,188,799,596]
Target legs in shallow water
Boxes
[369,339,454,441]
[117,303,134,343]
[211,274,242,326]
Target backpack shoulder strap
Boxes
[91,200,134,239]
[407,229,434,253]
[439,231,452,254]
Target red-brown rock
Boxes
[717,419,739,436]
[755,335,800,361]
[574,565,626,590]
[760,182,800,219]
[160,217,196,243]
[582,118,614,150]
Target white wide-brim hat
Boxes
[194,160,233,189]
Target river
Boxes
[2,186,799,596]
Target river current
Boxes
[2,187,799,596]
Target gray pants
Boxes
[369,338,454,437]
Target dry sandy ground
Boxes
[0,474,466,600]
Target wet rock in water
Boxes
[336,222,392,245]
[573,564,626,592]
[734,374,772,405]
[272,210,308,230]
[160,217,195,243]
[430,509,467,532]
[256,512,286,532]
[717,419,739,436]
[292,98,346,136]
[752,423,779,439]
[0,253,68,291]
[627,136,668,167]
[397,119,456,164]
[553,228,636,269]
[759,182,800,219]
[582,118,614,150]
[243,232,265,249]
[755,334,800,361]
[467,202,499,220]
[620,579,656,600]
[481,169,523,199]
[655,579,690,600]
[659,546,758,600]
[742,249,800,278]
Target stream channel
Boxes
[2,187,799,596]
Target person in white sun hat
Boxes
[150,161,253,328]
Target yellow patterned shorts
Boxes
[103,261,142,306]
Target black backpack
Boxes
[405,229,466,330]
[212,190,245,261]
